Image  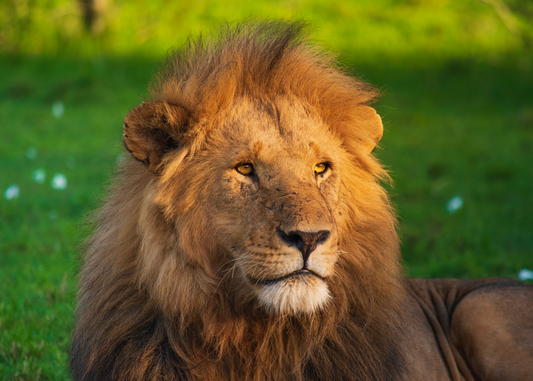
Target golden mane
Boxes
[71,20,405,381]
[151,20,381,168]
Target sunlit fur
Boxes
[71,20,406,381]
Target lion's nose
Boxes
[277,229,331,262]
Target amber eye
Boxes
[314,163,328,175]
[236,163,254,175]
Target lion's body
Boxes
[70,21,533,381]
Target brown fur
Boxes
[70,20,533,381]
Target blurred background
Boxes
[1,0,532,379]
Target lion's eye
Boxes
[236,163,254,175]
[314,163,328,175]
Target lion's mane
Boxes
[71,21,406,381]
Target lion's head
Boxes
[73,21,405,381]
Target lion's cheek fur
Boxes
[133,181,225,316]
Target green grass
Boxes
[1,0,533,379]
[370,60,533,278]
[0,56,157,380]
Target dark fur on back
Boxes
[71,20,406,381]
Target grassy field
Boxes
[1,0,533,379]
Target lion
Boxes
[70,21,533,381]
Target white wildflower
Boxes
[5,184,20,200]
[27,147,37,160]
[32,168,46,184]
[52,101,65,118]
[51,173,67,190]
[446,195,463,214]
[518,268,533,281]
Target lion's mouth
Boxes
[255,269,325,286]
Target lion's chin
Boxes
[256,273,331,315]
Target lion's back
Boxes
[405,277,533,381]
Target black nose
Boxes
[278,229,331,262]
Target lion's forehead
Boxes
[215,97,342,163]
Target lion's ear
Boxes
[359,106,383,153]
[123,102,189,173]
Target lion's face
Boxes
[126,94,383,317]
[189,97,344,315]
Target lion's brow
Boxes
[253,141,264,157]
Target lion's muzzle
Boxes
[277,228,331,262]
